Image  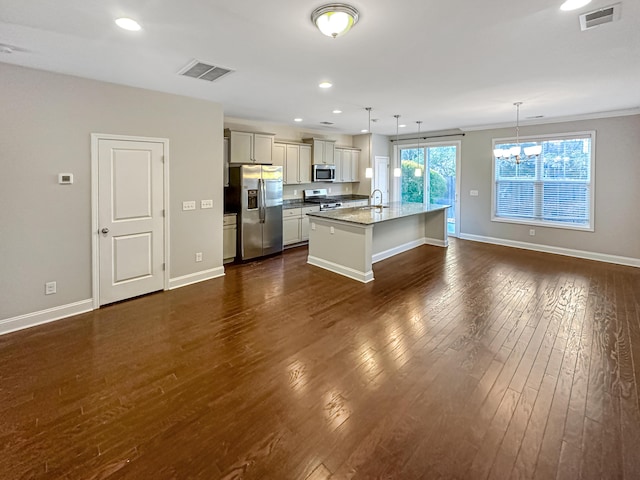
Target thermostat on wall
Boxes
[58,173,74,184]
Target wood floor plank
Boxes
[0,239,639,479]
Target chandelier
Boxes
[493,102,542,164]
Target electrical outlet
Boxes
[45,281,56,295]
[311,223,316,231]
[195,252,203,262]
[328,188,332,193]
[330,226,335,234]
[182,201,196,211]
[529,229,536,236]
[200,199,213,209]
[294,189,297,196]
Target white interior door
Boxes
[97,138,165,305]
[374,156,390,204]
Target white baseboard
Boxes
[372,237,448,264]
[0,299,94,336]
[168,267,225,290]
[424,237,449,248]
[307,255,374,283]
[458,233,640,268]
[373,238,425,264]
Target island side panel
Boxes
[424,208,448,247]
[307,218,374,283]
[371,214,427,264]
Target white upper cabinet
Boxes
[226,129,275,164]
[351,150,360,182]
[273,142,312,185]
[334,147,361,182]
[285,144,299,185]
[304,138,336,165]
[299,145,312,183]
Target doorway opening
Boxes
[398,142,460,236]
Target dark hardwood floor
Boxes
[1,238,639,479]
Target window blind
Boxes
[493,134,593,230]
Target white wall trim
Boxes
[373,238,425,264]
[307,255,374,283]
[459,233,640,268]
[460,107,640,132]
[169,267,225,290]
[0,300,94,336]
[91,134,171,309]
[424,237,449,248]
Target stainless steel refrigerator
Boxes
[225,165,283,261]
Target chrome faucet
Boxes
[370,189,383,209]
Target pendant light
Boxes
[393,115,402,177]
[364,107,374,178]
[415,121,423,177]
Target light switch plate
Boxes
[470,190,479,196]
[201,199,213,209]
[182,201,196,211]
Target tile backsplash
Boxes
[283,183,353,200]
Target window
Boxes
[492,132,594,231]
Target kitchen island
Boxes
[306,203,449,282]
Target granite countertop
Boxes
[282,200,317,209]
[306,202,450,225]
[283,195,369,209]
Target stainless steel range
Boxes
[303,188,342,211]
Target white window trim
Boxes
[491,130,596,232]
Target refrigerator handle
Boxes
[258,178,266,223]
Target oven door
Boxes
[312,165,335,182]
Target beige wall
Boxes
[0,63,224,320]
[460,114,640,260]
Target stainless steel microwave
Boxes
[312,164,335,182]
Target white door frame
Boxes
[90,133,170,309]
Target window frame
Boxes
[491,130,596,232]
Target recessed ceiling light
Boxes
[361,129,368,133]
[115,18,142,31]
[319,82,332,89]
[560,0,592,11]
[333,110,342,114]
[294,118,303,122]
[399,124,407,128]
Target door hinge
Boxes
[161,155,165,163]
[161,209,165,217]
[162,263,166,271]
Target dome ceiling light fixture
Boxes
[311,4,360,38]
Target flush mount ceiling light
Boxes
[311,4,360,38]
[332,109,342,114]
[318,81,332,89]
[115,17,142,31]
[560,0,592,11]
[294,118,303,122]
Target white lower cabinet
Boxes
[283,206,320,245]
[223,214,237,263]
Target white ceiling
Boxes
[1,0,639,135]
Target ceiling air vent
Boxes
[580,3,621,31]
[319,121,334,125]
[179,60,233,82]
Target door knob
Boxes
[101,228,109,234]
